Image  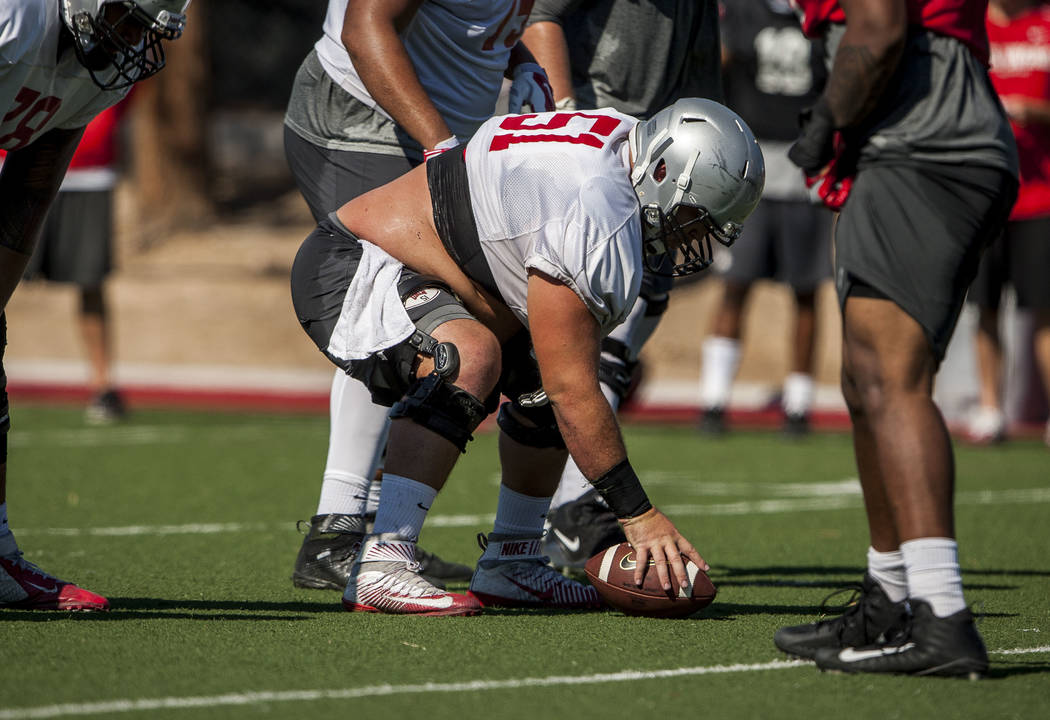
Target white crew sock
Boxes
[699,336,740,410]
[782,372,815,417]
[901,537,968,617]
[370,474,437,541]
[315,472,370,517]
[492,485,553,537]
[867,546,908,603]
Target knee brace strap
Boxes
[389,372,488,452]
[599,338,638,403]
[497,392,565,449]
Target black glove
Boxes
[788,97,837,173]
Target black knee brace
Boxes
[497,390,566,449]
[389,372,489,452]
[598,337,639,404]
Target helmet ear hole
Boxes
[653,159,667,183]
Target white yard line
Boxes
[2,648,1048,720]
[14,486,1050,538]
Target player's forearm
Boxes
[519,21,573,102]
[341,11,454,148]
[546,382,627,482]
[826,0,907,128]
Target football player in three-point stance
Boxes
[284,0,556,593]
[0,0,190,611]
[290,98,765,615]
[772,0,1018,677]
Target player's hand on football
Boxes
[619,507,708,592]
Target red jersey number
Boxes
[489,113,622,151]
[482,0,535,51]
[0,88,63,150]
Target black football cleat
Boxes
[781,412,811,437]
[292,513,366,590]
[698,406,727,435]
[774,574,909,660]
[541,489,627,573]
[814,600,988,678]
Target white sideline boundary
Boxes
[2,649,1048,720]
[14,486,1050,538]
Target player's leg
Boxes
[776,200,834,436]
[470,337,602,609]
[965,231,1007,444]
[807,163,1016,676]
[1003,216,1050,447]
[699,200,773,433]
[0,312,108,611]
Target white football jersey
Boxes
[465,108,644,335]
[0,0,127,151]
[316,0,524,140]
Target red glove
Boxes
[804,132,855,211]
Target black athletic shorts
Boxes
[834,161,1018,361]
[283,126,416,222]
[967,216,1050,311]
[720,198,833,293]
[23,190,112,287]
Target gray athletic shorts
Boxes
[835,162,1018,361]
[24,190,112,287]
[967,216,1050,311]
[719,199,833,292]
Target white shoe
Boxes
[469,533,603,609]
[342,534,480,616]
[965,407,1006,445]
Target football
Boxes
[584,542,717,619]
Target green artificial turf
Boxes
[2,406,1047,719]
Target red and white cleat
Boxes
[470,533,603,610]
[342,534,480,617]
[0,551,109,611]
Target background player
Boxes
[698,0,833,438]
[284,0,555,592]
[0,0,190,611]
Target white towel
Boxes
[327,238,415,362]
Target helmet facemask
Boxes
[641,201,741,277]
[63,1,189,91]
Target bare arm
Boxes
[342,0,454,150]
[0,126,84,310]
[527,271,707,589]
[520,21,574,103]
[827,0,908,127]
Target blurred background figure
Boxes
[19,100,132,425]
[522,0,724,572]
[697,0,832,437]
[283,0,553,592]
[964,0,1050,446]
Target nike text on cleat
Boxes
[342,533,480,616]
[541,489,627,573]
[814,600,989,678]
[470,533,603,610]
[773,573,909,660]
[0,552,109,612]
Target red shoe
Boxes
[0,552,109,611]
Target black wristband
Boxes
[787,96,836,173]
[591,458,653,520]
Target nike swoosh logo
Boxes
[838,642,916,662]
[402,594,454,608]
[507,576,556,602]
[24,580,58,594]
[417,503,431,511]
[552,528,581,553]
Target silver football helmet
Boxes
[61,0,191,90]
[629,98,765,276]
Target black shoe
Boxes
[698,406,727,435]
[782,412,811,437]
[814,600,988,678]
[541,489,627,572]
[292,514,366,590]
[774,574,909,660]
[85,389,127,425]
[415,545,473,585]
